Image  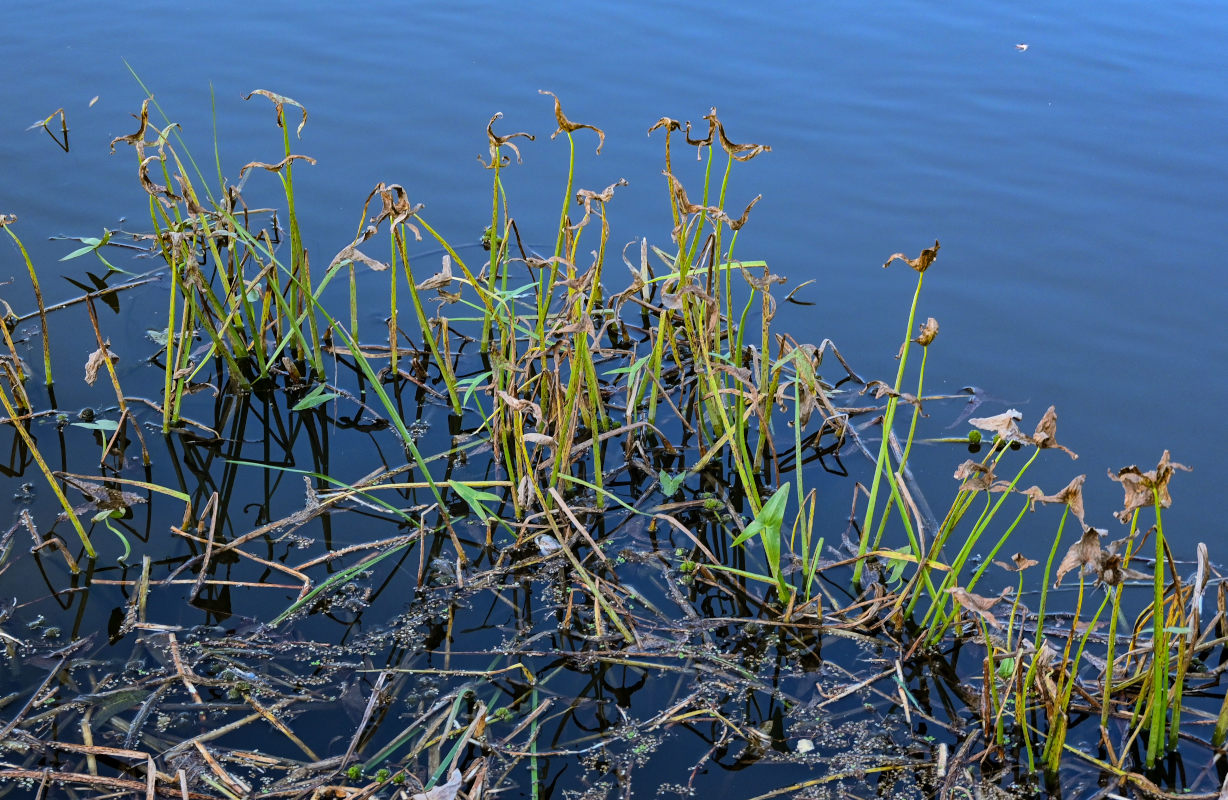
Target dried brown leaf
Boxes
[238,154,317,178]
[539,90,605,154]
[481,112,535,168]
[883,239,940,273]
[416,255,455,291]
[1031,405,1077,458]
[946,586,1003,629]
[648,117,682,136]
[1107,450,1191,523]
[994,552,1040,572]
[1020,474,1086,525]
[84,343,117,386]
[242,89,308,138]
[953,460,996,492]
[1054,526,1105,587]
[967,409,1027,443]
[914,317,939,346]
[109,98,150,153]
[366,182,424,235]
[704,107,771,162]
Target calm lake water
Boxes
[5,0,1224,542]
[2,1,1226,796]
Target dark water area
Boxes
[2,2,1227,798]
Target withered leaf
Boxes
[238,154,317,179]
[1032,405,1077,459]
[521,432,556,447]
[647,117,682,136]
[482,112,535,168]
[415,255,455,291]
[496,390,542,422]
[883,240,940,273]
[328,226,385,272]
[967,409,1027,443]
[1054,526,1105,587]
[1107,450,1191,523]
[946,586,1004,629]
[0,213,16,229]
[953,460,996,492]
[914,317,939,346]
[84,343,117,385]
[994,552,1040,572]
[109,98,150,153]
[138,155,178,200]
[704,107,771,162]
[366,182,424,234]
[242,89,308,138]
[1020,474,1086,524]
[539,90,605,154]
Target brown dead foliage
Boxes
[539,90,605,154]
[1108,450,1191,523]
[242,89,308,137]
[481,112,535,168]
[883,240,940,273]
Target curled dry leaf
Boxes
[242,89,308,138]
[109,98,151,153]
[1055,527,1104,587]
[647,117,682,136]
[481,111,535,168]
[1053,526,1143,587]
[967,409,1027,443]
[994,552,1040,572]
[1107,450,1191,523]
[238,154,317,178]
[539,90,605,154]
[953,460,996,492]
[703,107,771,162]
[0,213,16,229]
[496,390,542,423]
[1031,405,1077,459]
[84,343,117,386]
[416,255,456,291]
[328,226,385,272]
[914,317,939,346]
[572,179,629,231]
[1020,474,1086,525]
[366,182,424,235]
[138,155,178,201]
[946,586,1004,629]
[883,239,940,273]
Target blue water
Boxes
[2,0,1227,794]
[4,0,1224,536]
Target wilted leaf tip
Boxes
[242,89,308,138]
[883,240,940,273]
[539,90,605,154]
